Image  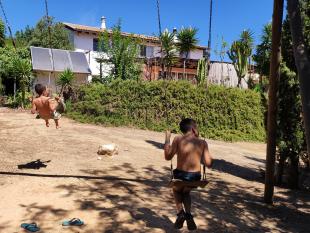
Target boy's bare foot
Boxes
[45,122,49,127]
[56,125,61,129]
[174,210,186,229]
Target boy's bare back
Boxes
[175,134,210,172]
[167,134,211,172]
[32,96,54,120]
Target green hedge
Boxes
[67,80,266,142]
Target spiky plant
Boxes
[57,68,74,96]
[196,58,207,85]
[12,57,33,108]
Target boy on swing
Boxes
[164,118,212,230]
[31,83,64,129]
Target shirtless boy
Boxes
[31,84,62,129]
[164,118,212,230]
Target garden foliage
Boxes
[68,80,265,142]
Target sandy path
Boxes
[0,108,309,233]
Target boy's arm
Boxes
[201,141,212,168]
[31,98,36,114]
[48,98,57,111]
[164,131,178,160]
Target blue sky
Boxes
[1,0,274,60]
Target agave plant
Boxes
[57,68,74,96]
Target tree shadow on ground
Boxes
[17,159,51,170]
[145,140,164,149]
[244,155,266,164]
[212,159,264,182]
[2,163,310,232]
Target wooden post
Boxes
[264,0,284,204]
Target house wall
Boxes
[189,49,204,60]
[208,62,248,88]
[73,32,95,51]
[33,71,88,94]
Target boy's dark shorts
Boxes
[173,169,201,182]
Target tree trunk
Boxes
[99,62,103,80]
[183,59,186,80]
[288,155,299,189]
[264,0,284,204]
[21,83,25,109]
[287,0,310,165]
[276,154,285,185]
[13,78,16,102]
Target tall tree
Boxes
[253,24,272,78]
[177,27,199,80]
[98,23,142,80]
[15,16,72,50]
[264,0,284,204]
[287,0,310,163]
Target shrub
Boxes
[67,80,265,142]
[6,91,32,108]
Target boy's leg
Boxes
[54,119,60,129]
[182,187,193,213]
[183,187,197,231]
[45,119,49,127]
[172,187,186,229]
[172,187,184,213]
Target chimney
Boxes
[101,16,106,29]
[173,27,178,43]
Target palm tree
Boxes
[287,0,310,166]
[57,68,74,97]
[264,0,284,204]
[12,57,32,108]
[160,29,178,79]
[177,27,198,80]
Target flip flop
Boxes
[21,223,40,232]
[62,218,84,226]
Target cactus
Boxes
[196,58,207,85]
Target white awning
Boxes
[30,46,91,74]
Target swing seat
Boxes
[168,179,209,189]
[56,99,66,114]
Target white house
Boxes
[63,17,207,81]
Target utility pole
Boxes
[264,0,284,204]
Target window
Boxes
[140,45,147,57]
[93,38,99,51]
[146,46,154,58]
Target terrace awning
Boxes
[30,46,91,74]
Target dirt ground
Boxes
[0,108,309,233]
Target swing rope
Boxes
[0,0,16,49]
[44,0,56,94]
